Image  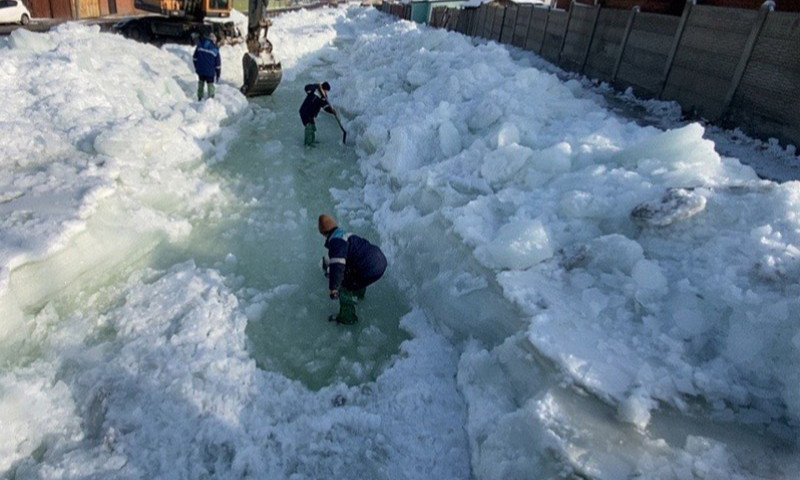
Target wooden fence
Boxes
[385,0,800,149]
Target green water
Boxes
[167,76,410,390]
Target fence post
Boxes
[476,5,487,37]
[502,5,518,44]
[558,1,577,63]
[522,6,535,48]
[612,6,639,82]
[579,4,603,73]
[457,7,467,33]
[659,0,695,99]
[483,5,494,39]
[539,6,551,54]
[498,6,508,42]
[721,0,775,117]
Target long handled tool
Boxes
[332,109,347,145]
[321,84,348,145]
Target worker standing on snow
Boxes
[299,82,335,147]
[193,33,221,101]
[319,214,387,325]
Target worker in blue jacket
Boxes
[299,82,334,146]
[193,33,221,101]
[319,214,387,325]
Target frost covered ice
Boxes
[1,5,799,480]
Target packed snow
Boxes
[0,5,798,479]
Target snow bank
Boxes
[0,22,251,361]
[2,5,799,479]
[0,10,472,478]
[332,6,799,477]
[4,261,469,478]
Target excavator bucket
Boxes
[241,0,282,97]
[241,51,282,97]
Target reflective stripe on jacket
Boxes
[193,38,221,79]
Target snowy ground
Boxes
[1,5,798,479]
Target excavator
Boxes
[114,0,282,96]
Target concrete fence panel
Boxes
[454,8,466,32]
[460,7,474,35]
[584,8,631,82]
[525,6,551,53]
[380,1,799,148]
[728,10,800,147]
[490,6,506,41]
[560,3,601,72]
[501,5,518,44]
[481,5,495,39]
[513,5,534,48]
[541,9,569,62]
[470,7,481,35]
[662,5,760,120]
[474,5,487,37]
[468,6,479,35]
[615,12,679,97]
[461,7,473,35]
[488,5,500,40]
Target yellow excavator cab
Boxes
[134,0,231,18]
[204,0,232,17]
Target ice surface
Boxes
[0,5,798,480]
[476,218,553,270]
[331,6,799,478]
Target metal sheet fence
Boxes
[384,0,800,149]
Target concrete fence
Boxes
[382,0,800,149]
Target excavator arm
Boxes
[116,0,281,96]
[240,0,283,96]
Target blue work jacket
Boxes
[193,38,221,80]
[324,228,387,291]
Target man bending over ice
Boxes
[319,214,387,325]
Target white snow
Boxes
[0,5,798,480]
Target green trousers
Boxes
[304,123,316,146]
[333,287,367,325]
[197,81,216,101]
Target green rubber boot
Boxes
[304,123,316,147]
[333,289,358,325]
[197,82,205,101]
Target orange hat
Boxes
[318,214,337,235]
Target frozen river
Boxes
[1,5,798,479]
